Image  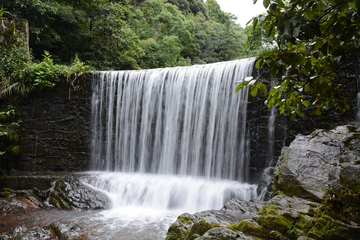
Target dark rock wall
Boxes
[247,61,359,183]
[247,66,287,183]
[0,82,93,173]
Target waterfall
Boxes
[90,58,255,182]
[81,58,259,239]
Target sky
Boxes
[213,0,266,28]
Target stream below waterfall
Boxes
[0,172,258,240]
[77,171,258,239]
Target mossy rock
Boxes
[307,227,327,239]
[166,226,186,240]
[303,214,360,240]
[2,188,14,192]
[293,214,315,237]
[0,191,14,197]
[226,220,264,234]
[346,125,358,133]
[179,216,193,225]
[258,205,282,215]
[183,220,219,240]
[340,175,360,192]
[256,212,295,235]
[274,181,302,198]
[49,191,71,210]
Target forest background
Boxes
[1,0,269,70]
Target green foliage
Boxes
[0,105,22,156]
[239,21,274,58]
[0,44,91,156]
[0,45,32,98]
[2,0,141,70]
[236,0,360,119]
[31,51,60,90]
[130,0,195,68]
[3,0,253,70]
[322,186,360,223]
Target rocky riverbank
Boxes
[166,125,360,240]
[1,125,360,239]
[0,174,111,239]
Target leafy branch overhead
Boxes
[237,0,360,120]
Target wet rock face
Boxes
[0,82,93,173]
[275,125,360,202]
[49,176,111,211]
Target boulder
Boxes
[0,197,28,215]
[274,125,360,202]
[0,226,53,240]
[166,209,244,240]
[227,195,319,238]
[220,198,264,215]
[0,187,48,215]
[49,176,111,211]
[197,227,254,240]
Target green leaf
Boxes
[255,59,264,69]
[289,16,303,26]
[263,0,271,8]
[289,54,304,64]
[274,0,285,8]
[302,100,310,107]
[250,85,258,97]
[258,82,268,96]
[235,81,249,92]
[253,17,258,31]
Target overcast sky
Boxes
[213,0,266,28]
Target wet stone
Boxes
[0,225,53,240]
[197,227,254,240]
[49,176,111,211]
[50,221,87,240]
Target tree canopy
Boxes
[1,0,265,70]
[237,0,360,119]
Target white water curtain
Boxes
[90,58,255,182]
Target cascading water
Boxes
[80,58,258,239]
[91,58,254,181]
[258,79,277,199]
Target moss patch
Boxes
[178,216,193,225]
[346,125,358,133]
[166,225,185,240]
[0,191,13,197]
[226,220,264,234]
[183,220,219,240]
[258,205,282,215]
[340,176,360,192]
